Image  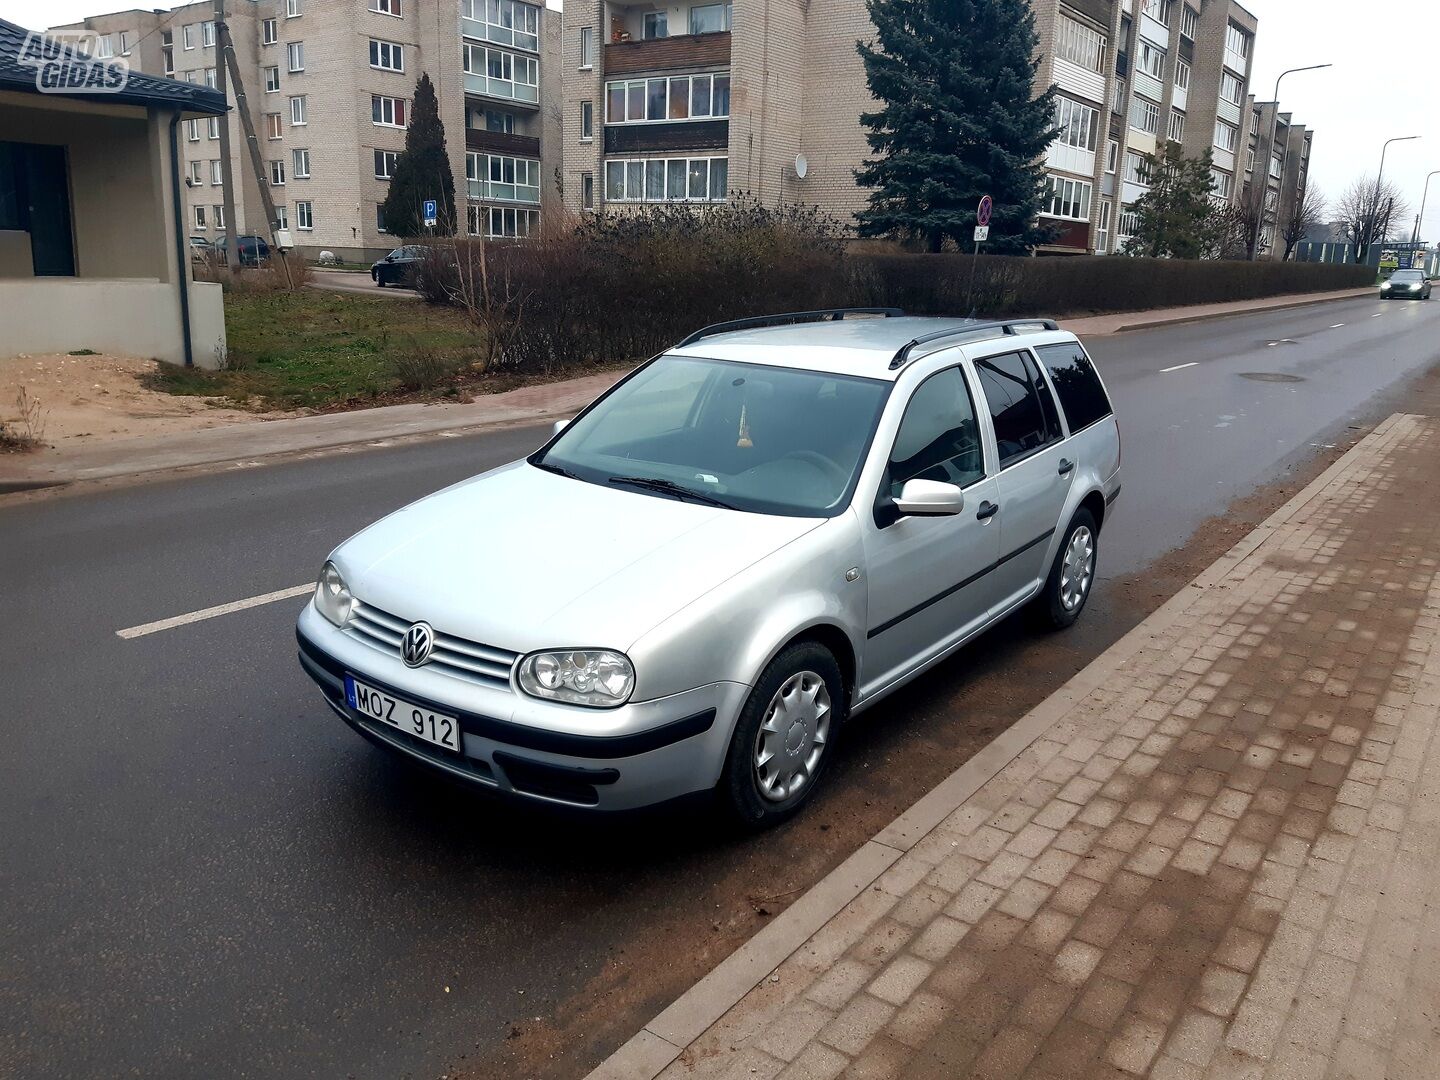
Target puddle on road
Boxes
[1239,372,1306,383]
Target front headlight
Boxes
[314,561,353,627]
[518,649,635,707]
[1381,282,1391,289]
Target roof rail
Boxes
[674,308,905,349]
[888,319,1060,370]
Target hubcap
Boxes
[1059,525,1095,611]
[753,671,832,803]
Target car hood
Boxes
[335,461,824,653]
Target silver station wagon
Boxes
[296,310,1121,826]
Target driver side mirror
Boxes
[894,479,965,517]
[552,418,571,436]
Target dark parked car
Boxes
[212,234,271,268]
[371,245,425,288]
[1380,269,1432,300]
[188,236,212,262]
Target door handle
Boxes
[1058,458,1075,476]
[976,501,999,520]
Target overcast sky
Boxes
[3,0,1434,235]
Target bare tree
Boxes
[1280,184,1326,262]
[1336,176,1409,264]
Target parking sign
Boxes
[423,199,437,228]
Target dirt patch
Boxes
[0,353,291,448]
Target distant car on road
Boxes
[1380,269,1431,300]
[296,310,1121,826]
[212,234,271,268]
[188,236,212,262]
[371,245,425,288]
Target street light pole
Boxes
[1374,136,1421,252]
[1411,169,1439,244]
[1255,63,1330,260]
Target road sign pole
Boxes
[968,196,992,317]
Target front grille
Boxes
[344,600,519,690]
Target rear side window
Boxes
[1035,342,1113,434]
[974,351,1061,467]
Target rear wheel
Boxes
[719,642,844,829]
[1034,508,1098,630]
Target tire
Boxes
[719,641,845,830]
[375,277,385,288]
[1034,508,1099,631]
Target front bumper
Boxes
[295,603,748,811]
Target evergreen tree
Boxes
[1123,142,1222,259]
[855,0,1058,253]
[381,73,456,238]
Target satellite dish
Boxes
[794,153,808,180]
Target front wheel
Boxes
[1034,508,1098,630]
[719,642,844,829]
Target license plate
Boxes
[344,675,461,753]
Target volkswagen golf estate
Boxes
[296,310,1121,826]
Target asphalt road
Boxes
[2,294,1438,1079]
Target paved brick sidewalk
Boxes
[597,413,1440,1080]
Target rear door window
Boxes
[974,351,1062,467]
[1034,342,1113,434]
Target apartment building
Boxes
[1242,98,1313,258]
[51,0,561,261]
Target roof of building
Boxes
[0,17,227,115]
[670,315,1074,382]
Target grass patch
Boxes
[145,290,488,411]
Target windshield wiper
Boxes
[607,475,736,509]
[532,459,581,480]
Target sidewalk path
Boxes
[594,413,1440,1080]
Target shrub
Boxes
[386,340,465,390]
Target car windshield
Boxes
[1391,271,1423,282]
[534,355,891,517]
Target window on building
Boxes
[194,205,207,229]
[1118,206,1140,240]
[579,27,594,68]
[374,149,398,178]
[479,108,514,132]
[210,159,223,185]
[371,0,401,15]
[287,42,304,72]
[1180,5,1198,39]
[371,95,407,127]
[1214,120,1238,152]
[975,352,1062,467]
[1043,175,1092,221]
[185,70,198,84]
[580,100,593,140]
[643,11,668,39]
[264,66,280,92]
[605,74,730,123]
[274,205,288,229]
[1096,199,1112,254]
[377,204,388,233]
[1167,109,1185,143]
[266,113,282,139]
[201,20,215,47]
[187,119,201,141]
[1054,15,1105,73]
[1270,154,1283,180]
[1124,151,1149,186]
[286,0,303,16]
[369,39,404,72]
[1246,147,1256,172]
[292,148,310,178]
[1210,169,1233,199]
[1175,60,1190,90]
[204,67,217,88]
[689,3,731,34]
[481,206,540,238]
[1105,139,1118,174]
[581,171,594,210]
[182,24,194,49]
[1225,23,1251,59]
[296,200,313,230]
[94,34,113,58]
[213,204,225,229]
[465,153,541,202]
[163,45,174,76]
[290,95,306,125]
[1136,39,1164,80]
[119,30,129,53]
[1053,96,1098,152]
[1141,0,1172,25]
[207,117,220,140]
[463,45,539,101]
[188,160,202,184]
[460,0,539,50]
[604,156,728,203]
[270,159,286,185]
[1129,96,1160,135]
[1220,71,1244,106]
[262,18,278,44]
[1112,78,1126,114]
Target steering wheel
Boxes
[781,451,849,489]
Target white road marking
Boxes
[116,584,312,639]
[1160,362,1198,373]
[1372,313,1384,318]
[1330,323,1345,328]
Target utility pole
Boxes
[213,0,239,276]
[216,3,294,288]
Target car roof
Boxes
[666,316,1077,382]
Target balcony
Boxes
[1223,46,1249,76]
[464,72,539,106]
[461,0,541,54]
[604,118,728,155]
[1217,97,1241,125]
[1053,57,1105,105]
[605,32,730,76]
[1139,14,1169,51]
[466,128,540,158]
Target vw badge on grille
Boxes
[401,622,435,667]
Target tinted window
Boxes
[888,367,984,496]
[1391,270,1423,282]
[1035,342,1113,433]
[975,351,1060,466]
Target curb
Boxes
[0,478,69,495]
[583,412,1416,1080]
[1108,289,1373,334]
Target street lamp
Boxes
[1410,169,1438,243]
[1373,137,1420,249]
[1256,64,1331,259]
